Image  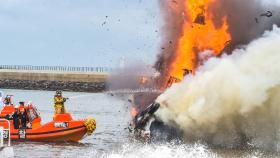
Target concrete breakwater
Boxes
[0,70,108,92]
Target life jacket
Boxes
[54,96,66,106]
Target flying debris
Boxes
[166,76,181,88]
[194,13,206,25]
[102,21,106,26]
[260,11,273,17]
[102,16,109,26]
[255,11,273,24]
[183,69,192,77]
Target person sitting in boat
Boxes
[19,102,25,111]
[19,109,28,129]
[12,106,20,129]
[19,102,28,128]
[54,90,68,114]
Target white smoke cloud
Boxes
[156,25,280,150]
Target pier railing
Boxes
[0,65,112,73]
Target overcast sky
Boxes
[0,0,160,67]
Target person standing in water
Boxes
[54,90,68,114]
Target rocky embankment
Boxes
[0,79,106,92]
[0,70,108,92]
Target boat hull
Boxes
[0,115,89,142]
[10,125,87,142]
[0,104,95,142]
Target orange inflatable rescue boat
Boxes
[0,100,96,142]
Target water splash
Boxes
[101,143,216,158]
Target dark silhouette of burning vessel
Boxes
[131,71,192,141]
[133,102,183,142]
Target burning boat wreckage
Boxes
[130,72,189,142]
[127,0,280,147]
[129,10,218,142]
[132,102,183,142]
[128,11,230,142]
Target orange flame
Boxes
[130,106,138,118]
[170,0,231,80]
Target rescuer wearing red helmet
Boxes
[18,102,25,112]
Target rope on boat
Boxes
[84,118,96,135]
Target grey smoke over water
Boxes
[156,26,280,150]
[107,60,155,90]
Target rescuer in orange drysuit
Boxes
[54,90,68,114]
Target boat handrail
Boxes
[0,118,11,146]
